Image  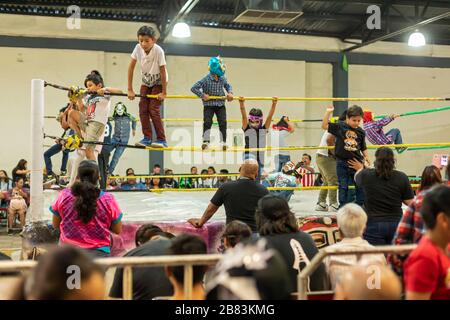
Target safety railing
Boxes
[296,244,417,300]
[0,254,222,300]
[0,245,417,300]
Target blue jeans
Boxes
[44,144,70,174]
[336,159,364,207]
[108,137,127,174]
[364,220,400,245]
[274,154,290,172]
[386,128,403,145]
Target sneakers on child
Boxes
[315,202,328,212]
[202,141,210,150]
[135,138,152,147]
[329,203,339,212]
[44,173,56,183]
[60,170,67,176]
[151,140,168,148]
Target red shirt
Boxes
[404,236,450,300]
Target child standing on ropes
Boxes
[191,57,234,151]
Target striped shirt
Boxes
[363,116,394,145]
[297,168,315,187]
[191,74,233,107]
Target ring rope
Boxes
[44,82,450,102]
[110,184,420,192]
[44,105,450,124]
[104,172,418,180]
[42,135,450,152]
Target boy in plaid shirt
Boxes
[191,57,233,151]
[363,110,407,153]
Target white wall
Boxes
[1,14,450,176]
[349,65,450,175]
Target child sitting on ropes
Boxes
[65,71,122,187]
[363,110,407,153]
[67,70,122,160]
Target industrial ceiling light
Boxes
[172,22,191,38]
[408,30,426,47]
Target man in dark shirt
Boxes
[188,159,268,232]
[109,226,175,300]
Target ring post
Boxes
[30,79,45,222]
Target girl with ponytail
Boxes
[51,160,123,257]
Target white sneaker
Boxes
[315,202,328,212]
[329,203,339,212]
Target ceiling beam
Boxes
[343,10,450,52]
[305,0,450,9]
[299,12,450,26]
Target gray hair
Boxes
[337,203,367,238]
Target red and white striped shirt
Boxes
[297,168,315,187]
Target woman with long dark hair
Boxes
[51,160,123,257]
[0,170,13,207]
[349,147,414,245]
[12,159,30,186]
[256,194,329,294]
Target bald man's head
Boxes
[240,159,259,180]
[334,265,402,300]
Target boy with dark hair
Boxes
[109,224,175,300]
[218,169,230,186]
[128,25,168,148]
[404,185,450,300]
[166,234,207,300]
[322,105,370,207]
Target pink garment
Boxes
[51,188,122,251]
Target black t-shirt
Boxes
[264,232,329,292]
[244,125,268,163]
[109,239,173,300]
[328,121,367,161]
[210,178,269,231]
[12,168,27,184]
[355,168,414,222]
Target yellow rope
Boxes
[139,142,450,152]
[146,95,448,102]
[110,174,241,179]
[163,118,314,123]
[134,184,420,192]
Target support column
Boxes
[332,55,349,117]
